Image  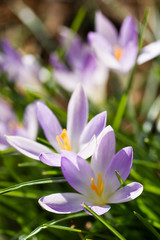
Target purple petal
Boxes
[23,102,38,140]
[105,147,133,192]
[0,98,16,122]
[118,16,138,47]
[78,135,97,159]
[36,101,62,152]
[67,84,88,152]
[61,154,94,195]
[1,39,21,63]
[137,40,160,65]
[39,152,61,167]
[39,192,84,214]
[91,126,115,176]
[90,205,111,215]
[120,43,138,73]
[50,53,67,70]
[80,111,107,144]
[53,70,79,92]
[108,182,143,203]
[5,136,52,160]
[59,26,84,70]
[95,11,118,46]
[88,33,120,70]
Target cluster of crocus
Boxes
[48,11,160,106]
[0,99,38,150]
[6,85,143,215]
[50,27,108,105]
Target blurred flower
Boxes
[6,85,107,166]
[0,99,38,150]
[39,126,143,215]
[88,12,138,73]
[50,27,109,105]
[0,40,45,93]
[88,12,160,73]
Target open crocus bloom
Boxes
[0,99,38,150]
[50,27,108,105]
[6,85,107,166]
[39,126,143,215]
[88,12,160,73]
[88,12,138,73]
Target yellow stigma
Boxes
[56,129,71,151]
[91,173,104,197]
[114,45,124,61]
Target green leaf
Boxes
[133,160,160,170]
[0,177,65,195]
[83,204,127,240]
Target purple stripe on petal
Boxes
[61,154,94,195]
[80,111,107,144]
[5,135,52,160]
[36,101,62,152]
[39,192,84,214]
[39,152,61,167]
[108,182,143,203]
[67,85,88,152]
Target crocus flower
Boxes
[88,12,138,73]
[0,40,44,93]
[0,99,38,150]
[39,126,143,215]
[6,85,107,166]
[88,12,160,73]
[50,27,108,105]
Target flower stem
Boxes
[113,9,150,130]
[83,203,127,240]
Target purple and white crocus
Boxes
[6,85,107,166]
[88,12,160,73]
[0,40,44,92]
[39,126,143,215]
[0,99,38,150]
[51,27,108,104]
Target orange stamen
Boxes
[91,173,104,197]
[56,129,71,151]
[114,45,124,61]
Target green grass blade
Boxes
[113,9,150,130]
[83,204,127,240]
[0,177,65,195]
[113,93,128,130]
[23,212,87,239]
[134,211,160,239]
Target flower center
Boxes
[91,172,104,197]
[56,129,71,151]
[114,45,124,61]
